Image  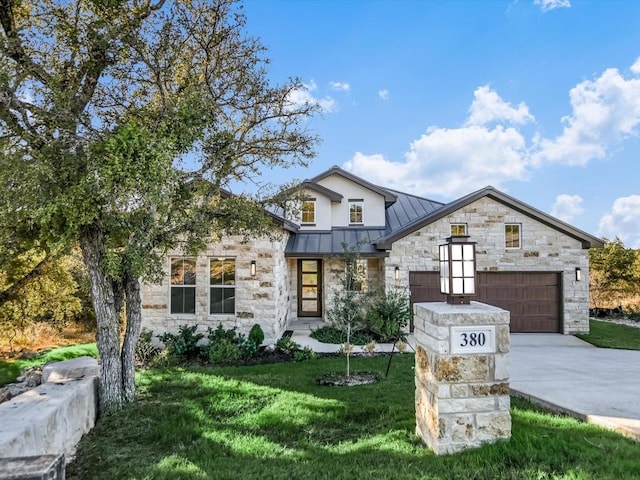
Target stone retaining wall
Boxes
[0,357,99,463]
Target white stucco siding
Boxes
[289,188,334,230]
[384,197,591,334]
[141,233,291,343]
[316,174,386,227]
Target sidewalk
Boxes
[288,319,416,354]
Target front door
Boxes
[298,259,322,317]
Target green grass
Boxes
[67,355,640,480]
[576,319,640,350]
[0,343,98,386]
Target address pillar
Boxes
[414,301,511,455]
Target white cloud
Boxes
[598,195,640,248]
[345,125,529,199]
[378,89,389,100]
[344,87,532,198]
[286,79,336,113]
[466,85,534,126]
[532,65,640,166]
[330,81,350,92]
[550,194,584,222]
[534,0,571,12]
[631,57,640,75]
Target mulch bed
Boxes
[316,371,381,387]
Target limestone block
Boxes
[438,397,497,414]
[0,454,65,480]
[0,376,98,460]
[42,357,99,383]
[496,325,510,353]
[475,411,511,441]
[435,356,488,383]
[493,354,510,381]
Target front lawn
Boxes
[577,319,640,350]
[67,355,640,480]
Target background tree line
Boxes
[589,238,640,313]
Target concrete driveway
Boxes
[510,334,640,440]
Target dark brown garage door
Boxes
[409,271,561,333]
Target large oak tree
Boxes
[0,0,318,415]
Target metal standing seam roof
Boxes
[284,189,443,256]
[281,168,603,257]
[285,227,388,257]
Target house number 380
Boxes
[459,332,486,347]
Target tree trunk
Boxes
[122,269,142,403]
[80,225,124,416]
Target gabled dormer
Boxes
[296,166,396,230]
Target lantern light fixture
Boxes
[575,267,581,282]
[394,266,400,281]
[250,260,257,276]
[439,235,477,305]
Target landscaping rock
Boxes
[42,356,99,382]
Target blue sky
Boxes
[242,0,640,248]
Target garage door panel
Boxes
[410,271,561,333]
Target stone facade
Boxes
[141,233,291,343]
[385,197,590,334]
[414,302,511,455]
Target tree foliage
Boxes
[589,238,640,308]
[0,0,318,414]
[0,250,83,351]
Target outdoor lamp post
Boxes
[439,235,477,304]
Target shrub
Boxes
[365,288,410,342]
[205,324,256,364]
[208,339,243,364]
[275,336,299,354]
[135,329,160,368]
[248,324,265,349]
[293,346,316,362]
[157,324,204,362]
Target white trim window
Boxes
[170,257,196,314]
[450,224,467,236]
[301,199,316,225]
[210,257,236,314]
[505,224,521,249]
[349,199,364,224]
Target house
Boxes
[141,166,604,342]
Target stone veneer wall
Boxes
[141,234,290,343]
[384,197,590,334]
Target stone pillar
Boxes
[414,302,511,455]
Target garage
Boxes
[409,271,561,333]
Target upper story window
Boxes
[505,224,521,249]
[210,258,236,314]
[450,224,467,236]
[301,199,316,225]
[349,199,364,224]
[170,257,196,314]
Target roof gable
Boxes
[300,181,343,202]
[308,166,398,206]
[374,186,604,250]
